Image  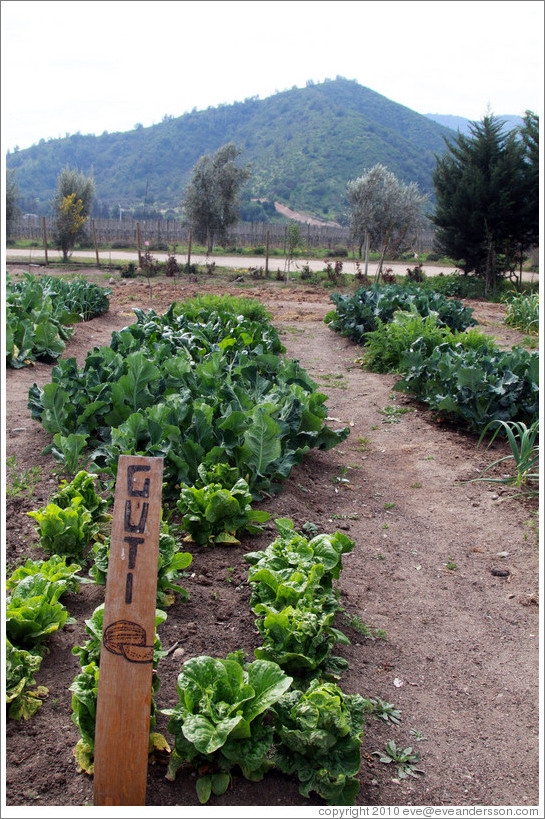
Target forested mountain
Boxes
[7,78,461,220]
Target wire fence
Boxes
[9,216,437,254]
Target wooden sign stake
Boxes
[93,455,164,806]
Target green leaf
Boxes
[243,660,293,722]
[196,775,212,804]
[39,383,76,435]
[242,408,282,476]
[211,772,230,795]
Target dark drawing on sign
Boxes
[102,620,154,663]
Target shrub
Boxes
[120,262,137,278]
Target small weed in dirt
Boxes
[522,512,539,545]
[411,482,423,489]
[373,740,424,779]
[318,373,348,389]
[378,405,415,424]
[444,557,458,571]
[354,436,372,452]
[365,697,402,725]
[333,466,351,485]
[6,456,41,498]
[341,608,387,640]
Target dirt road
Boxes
[5,247,461,278]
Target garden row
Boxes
[326,284,539,436]
[6,273,111,368]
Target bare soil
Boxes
[4,265,540,809]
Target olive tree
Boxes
[182,143,251,254]
[346,164,428,279]
[52,165,95,260]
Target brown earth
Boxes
[4,265,540,810]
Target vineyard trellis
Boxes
[9,216,436,254]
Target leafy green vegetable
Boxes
[176,476,270,546]
[395,343,539,433]
[326,283,476,345]
[51,470,110,519]
[49,433,90,474]
[6,574,69,648]
[253,600,350,677]
[6,273,110,368]
[164,653,292,802]
[28,496,101,564]
[7,555,84,595]
[362,309,495,374]
[272,679,367,805]
[245,519,353,615]
[6,640,48,720]
[28,303,349,500]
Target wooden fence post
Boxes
[42,217,48,265]
[187,229,192,272]
[265,229,270,277]
[92,220,100,266]
[137,222,142,267]
[93,455,164,806]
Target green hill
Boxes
[7,77,457,221]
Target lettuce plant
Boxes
[51,470,111,518]
[272,679,367,805]
[164,653,292,803]
[176,477,270,546]
[6,640,48,720]
[253,600,350,677]
[245,518,354,612]
[28,496,101,564]
[6,573,70,648]
[7,555,84,596]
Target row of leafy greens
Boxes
[6,556,84,719]
[325,283,477,343]
[28,301,349,504]
[326,283,539,435]
[165,518,368,805]
[246,518,354,680]
[6,273,111,368]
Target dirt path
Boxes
[6,248,540,284]
[4,269,540,809]
[5,247,463,279]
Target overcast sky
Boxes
[1,0,543,152]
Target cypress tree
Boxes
[431,114,531,293]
